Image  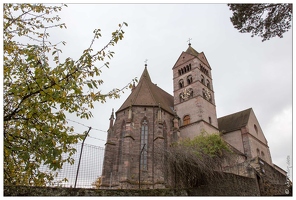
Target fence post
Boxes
[74,127,92,188]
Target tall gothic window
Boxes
[140,119,148,170]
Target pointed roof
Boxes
[185,44,200,57]
[218,108,253,134]
[173,45,211,69]
[117,67,174,115]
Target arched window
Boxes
[254,124,258,135]
[189,88,193,98]
[189,63,191,70]
[209,117,212,124]
[261,151,265,158]
[201,75,205,84]
[202,88,206,98]
[186,65,190,72]
[140,119,148,170]
[184,66,187,73]
[187,75,193,84]
[206,80,211,89]
[179,79,184,88]
[256,148,260,156]
[181,68,184,74]
[183,115,190,126]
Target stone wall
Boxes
[4,172,262,196]
[5,171,291,196]
[258,178,292,196]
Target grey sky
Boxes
[50,3,292,178]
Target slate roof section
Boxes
[218,108,252,134]
[117,67,174,115]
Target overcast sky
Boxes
[46,3,292,178]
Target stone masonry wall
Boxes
[5,172,262,196]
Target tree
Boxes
[92,176,102,189]
[155,133,238,188]
[4,3,134,186]
[228,4,292,42]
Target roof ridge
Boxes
[139,66,151,82]
[218,108,252,119]
[144,77,157,105]
[138,66,157,105]
[130,79,142,105]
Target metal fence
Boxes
[42,142,105,188]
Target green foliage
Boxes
[228,4,292,42]
[176,133,231,157]
[4,3,133,186]
[165,133,234,188]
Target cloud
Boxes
[265,105,292,171]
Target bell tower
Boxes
[172,43,219,139]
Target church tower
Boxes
[172,43,219,139]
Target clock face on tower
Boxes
[181,88,192,100]
[205,88,211,101]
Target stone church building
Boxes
[101,44,287,189]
